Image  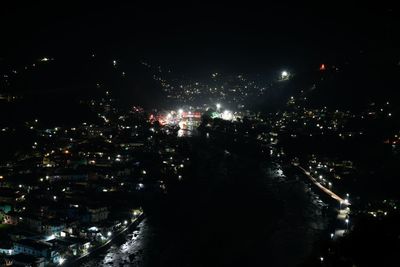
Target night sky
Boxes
[2,3,399,72]
[1,3,400,110]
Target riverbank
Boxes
[64,212,145,267]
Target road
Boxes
[293,163,348,205]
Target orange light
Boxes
[320,64,326,71]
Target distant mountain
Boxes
[0,52,166,109]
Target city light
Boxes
[59,257,65,265]
[281,70,289,80]
[221,110,233,121]
[107,231,112,237]
[216,103,221,110]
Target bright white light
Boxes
[137,183,144,190]
[178,109,183,114]
[124,220,128,225]
[281,70,289,80]
[345,219,349,224]
[222,110,233,121]
[216,103,221,110]
[107,231,112,237]
[59,257,65,265]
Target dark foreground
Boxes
[87,135,328,267]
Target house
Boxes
[42,220,66,236]
[3,211,20,225]
[24,215,43,232]
[0,188,21,203]
[13,239,60,264]
[10,253,45,267]
[0,203,12,214]
[47,238,78,257]
[87,206,109,223]
[0,240,13,255]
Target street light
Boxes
[330,233,334,239]
[281,70,289,80]
[216,103,221,111]
[107,231,112,237]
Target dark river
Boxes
[83,162,328,267]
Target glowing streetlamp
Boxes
[216,103,221,111]
[281,70,289,80]
[345,218,349,230]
